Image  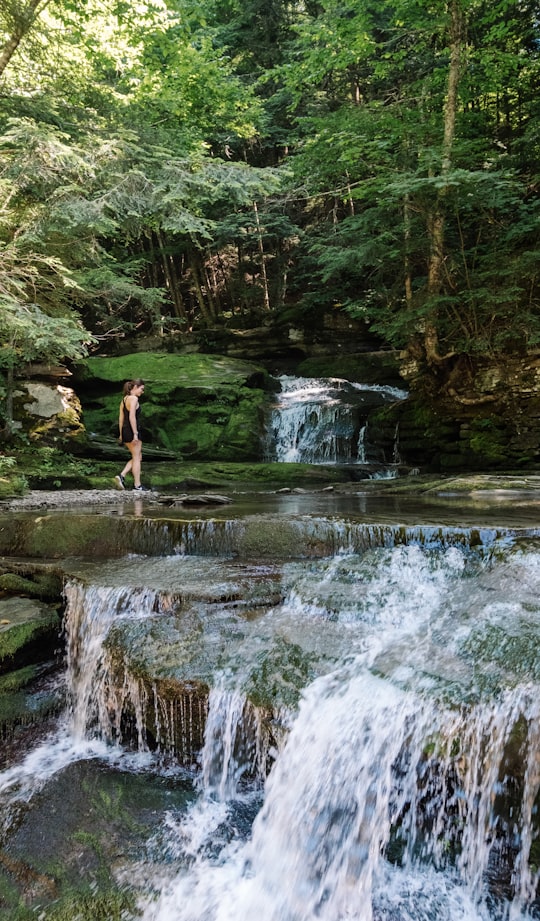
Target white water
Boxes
[265,375,408,465]
[3,536,540,920]
[141,676,540,921]
[136,544,540,921]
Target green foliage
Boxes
[277,0,540,359]
[0,304,93,367]
[0,0,538,365]
[467,418,508,463]
[20,446,99,477]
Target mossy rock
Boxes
[0,663,62,742]
[102,612,321,758]
[0,597,61,674]
[0,571,63,600]
[245,637,319,710]
[0,515,128,559]
[145,460,352,490]
[74,352,271,461]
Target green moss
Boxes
[76,351,271,461]
[0,606,60,671]
[0,664,39,693]
[0,572,62,599]
[466,418,508,464]
[0,664,60,734]
[7,515,119,559]
[78,351,267,386]
[147,460,351,489]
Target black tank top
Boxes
[121,396,141,443]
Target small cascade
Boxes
[63,580,207,760]
[140,674,540,921]
[201,687,246,799]
[64,580,162,740]
[236,675,540,921]
[137,540,540,921]
[200,683,275,800]
[357,421,367,463]
[265,375,408,466]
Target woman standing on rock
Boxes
[115,379,145,491]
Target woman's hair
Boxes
[122,378,144,395]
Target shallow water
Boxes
[9,485,540,528]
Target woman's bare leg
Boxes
[120,457,133,479]
[123,441,142,487]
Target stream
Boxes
[1,489,540,919]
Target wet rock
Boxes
[0,662,63,746]
[157,493,232,507]
[0,597,61,674]
[0,564,63,600]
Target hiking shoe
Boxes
[114,474,126,490]
[133,485,150,492]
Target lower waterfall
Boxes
[2,513,540,920]
[137,540,540,921]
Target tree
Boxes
[276,0,540,372]
[0,0,52,79]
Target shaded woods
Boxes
[0,0,538,425]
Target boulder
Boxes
[73,352,272,462]
[13,381,86,447]
[0,597,61,675]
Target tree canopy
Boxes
[0,0,538,420]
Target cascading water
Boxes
[136,542,540,921]
[2,511,540,921]
[264,375,408,466]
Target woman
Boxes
[115,379,145,491]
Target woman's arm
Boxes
[127,395,139,440]
[118,400,124,439]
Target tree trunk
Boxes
[167,252,188,320]
[188,255,213,324]
[4,362,14,434]
[0,0,51,79]
[253,201,271,311]
[403,193,413,307]
[157,230,186,321]
[424,0,464,365]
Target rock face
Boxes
[73,351,272,461]
[0,596,61,674]
[13,379,86,446]
[8,318,540,471]
[393,352,540,472]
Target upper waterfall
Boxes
[264,375,408,466]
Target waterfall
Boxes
[138,542,540,921]
[64,580,162,742]
[63,580,207,760]
[141,676,540,921]
[200,683,276,800]
[3,518,540,921]
[357,421,367,463]
[265,375,408,466]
